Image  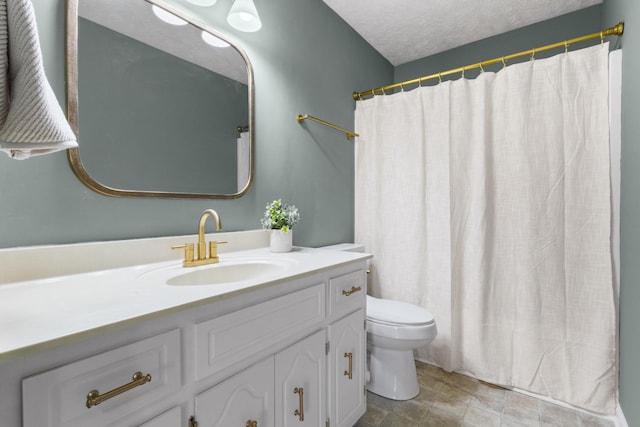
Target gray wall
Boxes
[603,0,640,425]
[0,0,391,249]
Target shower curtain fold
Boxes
[355,43,617,414]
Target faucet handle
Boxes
[172,243,195,265]
[208,241,228,260]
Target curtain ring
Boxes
[418,78,422,87]
[479,62,485,73]
[501,56,507,68]
[461,67,465,79]
[530,48,535,61]
[438,73,442,84]
[400,82,404,92]
[565,41,569,53]
[600,31,604,45]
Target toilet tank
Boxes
[316,243,365,253]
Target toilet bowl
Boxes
[317,243,438,400]
[366,295,437,400]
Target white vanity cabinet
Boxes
[327,270,368,427]
[7,252,369,427]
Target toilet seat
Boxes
[366,295,434,326]
[366,296,437,342]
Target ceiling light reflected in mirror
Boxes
[201,31,230,47]
[151,5,188,25]
[185,0,218,6]
[227,0,262,32]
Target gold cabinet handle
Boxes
[293,387,304,421]
[342,286,362,297]
[246,421,258,427]
[344,352,353,380]
[86,371,152,408]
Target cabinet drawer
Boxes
[22,329,181,427]
[329,270,366,319]
[195,283,325,380]
[138,406,182,427]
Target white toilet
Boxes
[366,295,437,400]
[318,243,438,401]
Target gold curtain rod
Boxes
[297,114,359,140]
[353,22,624,100]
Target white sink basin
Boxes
[137,256,296,287]
[166,261,288,286]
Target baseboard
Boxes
[616,404,629,427]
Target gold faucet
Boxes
[172,209,227,267]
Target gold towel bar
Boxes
[353,22,624,100]
[297,114,359,140]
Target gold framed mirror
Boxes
[66,0,254,199]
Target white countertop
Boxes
[0,246,371,362]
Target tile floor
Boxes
[354,361,615,427]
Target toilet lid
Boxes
[366,295,434,326]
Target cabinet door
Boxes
[328,309,366,427]
[195,357,274,427]
[275,330,326,427]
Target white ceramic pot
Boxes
[270,229,293,252]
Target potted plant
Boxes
[261,199,300,252]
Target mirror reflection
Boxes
[68,0,253,198]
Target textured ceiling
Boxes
[322,0,602,66]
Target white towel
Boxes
[0,0,77,160]
[237,131,250,192]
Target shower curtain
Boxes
[355,43,617,413]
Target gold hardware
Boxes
[294,387,305,421]
[342,286,362,297]
[246,421,258,427]
[198,209,222,260]
[353,22,625,100]
[172,243,195,265]
[237,124,249,133]
[86,371,151,408]
[190,416,199,427]
[344,352,353,380]
[297,114,359,140]
[366,269,371,274]
[174,210,226,267]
